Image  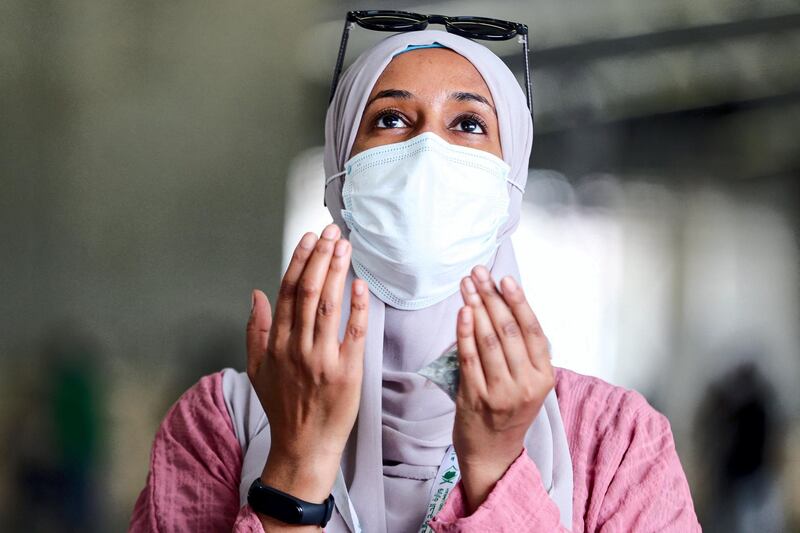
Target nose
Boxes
[413,115,449,142]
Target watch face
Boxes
[248,479,328,526]
[267,498,304,523]
[285,503,303,522]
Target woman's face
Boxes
[350,48,503,160]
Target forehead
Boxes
[368,48,495,105]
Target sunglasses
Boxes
[328,10,532,112]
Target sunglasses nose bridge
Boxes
[426,14,448,26]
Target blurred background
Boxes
[1,0,798,531]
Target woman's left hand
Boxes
[452,265,555,514]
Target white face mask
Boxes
[328,132,513,310]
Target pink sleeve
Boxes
[428,388,700,532]
[591,403,700,532]
[128,372,264,533]
[428,448,566,532]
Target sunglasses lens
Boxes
[448,18,517,40]
[354,11,427,31]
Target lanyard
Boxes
[418,445,460,533]
[333,445,461,533]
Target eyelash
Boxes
[372,108,489,134]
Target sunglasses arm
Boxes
[329,20,355,103]
[520,33,533,114]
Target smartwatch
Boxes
[247,478,335,527]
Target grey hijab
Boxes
[321,30,574,531]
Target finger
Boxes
[314,238,351,345]
[295,224,341,353]
[499,276,551,372]
[246,289,273,379]
[274,232,317,331]
[340,279,369,368]
[456,305,487,398]
[460,276,512,386]
[470,265,531,377]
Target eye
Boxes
[375,111,407,129]
[451,114,487,134]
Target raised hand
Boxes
[246,223,369,508]
[452,265,555,514]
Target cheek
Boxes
[446,132,503,160]
[349,124,410,159]
[488,125,503,159]
[348,123,373,159]
[484,128,503,159]
[488,138,503,159]
[349,133,382,160]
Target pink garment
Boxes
[129,368,700,532]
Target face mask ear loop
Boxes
[325,170,346,187]
[508,178,525,194]
[323,170,347,206]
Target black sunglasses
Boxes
[328,10,532,112]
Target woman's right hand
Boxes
[246,223,369,507]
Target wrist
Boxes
[459,441,522,474]
[458,446,523,514]
[261,449,341,504]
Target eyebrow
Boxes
[451,91,495,111]
[365,89,413,108]
[365,88,495,112]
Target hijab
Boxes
[322,30,574,531]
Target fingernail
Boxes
[299,233,315,250]
[501,276,518,293]
[354,280,365,296]
[463,277,477,294]
[322,224,339,240]
[250,291,256,313]
[472,265,490,282]
[334,239,349,257]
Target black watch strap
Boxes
[247,478,335,527]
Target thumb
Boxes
[246,289,272,379]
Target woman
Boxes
[130,28,700,532]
